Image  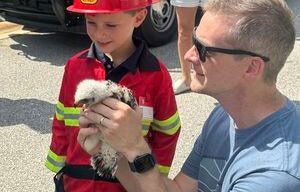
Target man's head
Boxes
[67,0,158,54]
[186,0,295,95]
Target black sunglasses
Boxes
[192,27,270,62]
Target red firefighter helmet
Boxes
[67,0,161,14]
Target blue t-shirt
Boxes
[182,99,300,192]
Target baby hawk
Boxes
[74,79,137,178]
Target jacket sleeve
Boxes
[45,62,70,173]
[146,70,181,176]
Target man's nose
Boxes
[184,46,199,62]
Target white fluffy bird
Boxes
[74,79,137,178]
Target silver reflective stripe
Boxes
[152,116,180,130]
[56,106,64,117]
[47,155,65,168]
[64,114,80,120]
[142,124,150,131]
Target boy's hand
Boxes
[78,112,102,155]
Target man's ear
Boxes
[134,8,147,28]
[244,57,265,79]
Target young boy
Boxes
[45,0,181,191]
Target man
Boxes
[78,0,300,191]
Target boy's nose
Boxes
[94,30,108,40]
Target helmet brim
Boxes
[67,5,149,14]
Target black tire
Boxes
[138,0,177,47]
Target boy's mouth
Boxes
[97,41,111,46]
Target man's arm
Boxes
[78,117,197,192]
[115,154,198,192]
[77,124,198,192]
[112,146,198,192]
[78,98,198,192]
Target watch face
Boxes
[134,154,156,173]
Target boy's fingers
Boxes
[77,127,99,148]
[78,113,91,128]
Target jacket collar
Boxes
[80,37,160,72]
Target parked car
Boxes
[0,0,177,46]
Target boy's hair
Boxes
[126,8,145,16]
[202,0,295,84]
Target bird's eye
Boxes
[91,97,95,103]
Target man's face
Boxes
[185,12,249,98]
[85,10,145,55]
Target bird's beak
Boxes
[74,99,88,107]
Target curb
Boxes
[0,21,32,40]
[0,21,23,33]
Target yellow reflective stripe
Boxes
[47,149,66,162]
[142,118,152,126]
[152,122,181,135]
[153,111,179,127]
[152,112,181,135]
[142,124,149,136]
[157,164,170,176]
[54,101,81,126]
[64,107,81,114]
[45,149,66,173]
[45,160,63,173]
[64,106,81,127]
[65,119,79,126]
[55,101,64,120]
[142,130,148,136]
[55,112,64,121]
[142,118,152,136]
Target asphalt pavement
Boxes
[0,1,299,191]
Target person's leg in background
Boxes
[171,1,200,95]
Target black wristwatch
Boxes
[128,153,156,173]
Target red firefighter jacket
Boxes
[45,40,181,192]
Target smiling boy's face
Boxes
[85,9,147,56]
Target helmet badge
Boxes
[81,0,97,5]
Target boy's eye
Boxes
[106,24,117,28]
[87,21,96,25]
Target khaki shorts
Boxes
[170,0,201,7]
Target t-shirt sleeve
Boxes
[229,171,300,192]
[180,106,223,180]
[181,133,204,180]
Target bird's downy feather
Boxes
[74,79,137,179]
